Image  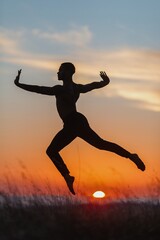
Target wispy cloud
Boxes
[0,28,59,70]
[109,81,160,112]
[76,48,160,82]
[0,31,22,56]
[1,57,58,71]
[32,26,92,47]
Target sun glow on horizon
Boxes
[93,191,106,199]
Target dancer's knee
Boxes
[46,147,51,157]
[46,146,57,158]
[94,139,106,150]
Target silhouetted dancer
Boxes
[14,63,145,195]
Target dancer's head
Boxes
[57,62,75,80]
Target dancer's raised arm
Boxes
[78,71,110,93]
[14,69,60,96]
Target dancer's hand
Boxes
[14,69,22,85]
[100,71,110,84]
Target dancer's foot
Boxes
[130,154,145,171]
[64,175,75,195]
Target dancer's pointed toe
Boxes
[64,175,75,195]
[130,154,145,171]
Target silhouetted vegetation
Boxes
[0,192,160,240]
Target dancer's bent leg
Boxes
[46,128,76,194]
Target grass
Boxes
[0,193,160,240]
[1,170,160,240]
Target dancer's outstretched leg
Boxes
[46,128,76,194]
[79,125,145,171]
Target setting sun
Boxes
[93,191,106,199]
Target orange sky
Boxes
[1,1,160,199]
[1,83,159,198]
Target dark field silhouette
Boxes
[0,194,160,240]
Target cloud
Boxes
[0,32,21,56]
[113,84,160,112]
[0,28,60,71]
[75,49,160,112]
[32,26,92,47]
[76,48,160,83]
[1,56,58,71]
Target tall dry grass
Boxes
[0,174,160,240]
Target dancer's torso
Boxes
[55,83,80,121]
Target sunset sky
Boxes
[1,0,160,198]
